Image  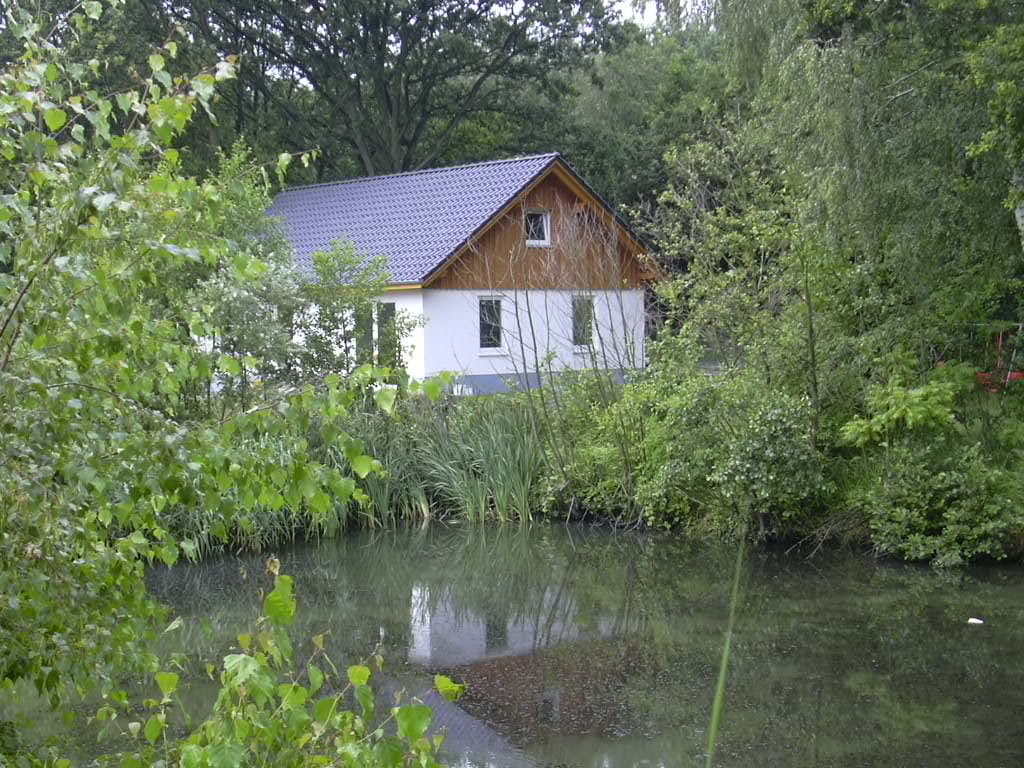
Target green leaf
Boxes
[83,1,103,19]
[307,663,324,695]
[208,743,245,768]
[277,682,308,709]
[395,704,433,742]
[93,192,117,211]
[180,539,198,560]
[149,54,165,72]
[355,683,375,721]
[422,377,445,401]
[115,91,137,115]
[143,714,164,743]
[218,353,241,376]
[155,671,179,697]
[349,454,374,479]
[434,674,465,702]
[223,654,260,685]
[374,740,404,765]
[263,575,296,626]
[180,745,203,768]
[191,76,215,101]
[347,664,371,686]
[157,543,178,566]
[44,108,68,132]
[313,696,338,724]
[373,386,398,414]
[309,490,330,516]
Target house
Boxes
[268,153,660,394]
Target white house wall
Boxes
[381,289,426,379]
[417,288,645,390]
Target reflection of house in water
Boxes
[407,583,640,745]
[408,584,613,667]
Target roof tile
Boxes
[268,153,560,284]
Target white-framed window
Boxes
[571,295,594,347]
[524,208,551,247]
[479,297,502,349]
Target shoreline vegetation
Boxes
[2,0,1023,763]
[162,366,1024,569]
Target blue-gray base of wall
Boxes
[450,369,631,396]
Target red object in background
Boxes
[976,370,1024,392]
[976,329,1023,393]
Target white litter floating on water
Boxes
[967,617,985,625]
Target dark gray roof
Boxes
[268,153,561,285]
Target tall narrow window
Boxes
[377,302,398,368]
[479,298,502,349]
[354,305,374,365]
[524,209,550,246]
[572,296,594,347]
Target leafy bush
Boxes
[850,445,1023,567]
[546,350,826,537]
[839,365,1024,565]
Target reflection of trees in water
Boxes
[148,526,1024,767]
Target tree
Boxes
[636,0,1024,559]
[967,13,1024,248]
[156,0,620,177]
[0,0,393,714]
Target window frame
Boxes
[524,208,551,248]
[478,296,503,351]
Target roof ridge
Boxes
[278,152,562,194]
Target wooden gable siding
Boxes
[427,168,651,290]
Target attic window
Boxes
[525,209,551,247]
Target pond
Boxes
[148,524,1024,767]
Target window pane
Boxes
[572,296,594,347]
[354,304,374,365]
[480,299,502,348]
[525,211,548,243]
[377,302,398,368]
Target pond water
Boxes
[149,524,1024,767]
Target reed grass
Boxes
[705,533,746,767]
[408,396,543,522]
[162,393,548,556]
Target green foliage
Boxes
[544,349,824,537]
[289,246,398,381]
[154,0,620,178]
[847,444,1022,568]
[434,674,466,702]
[0,0,398,723]
[838,366,1024,566]
[347,393,544,524]
[627,0,1024,561]
[117,570,444,768]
